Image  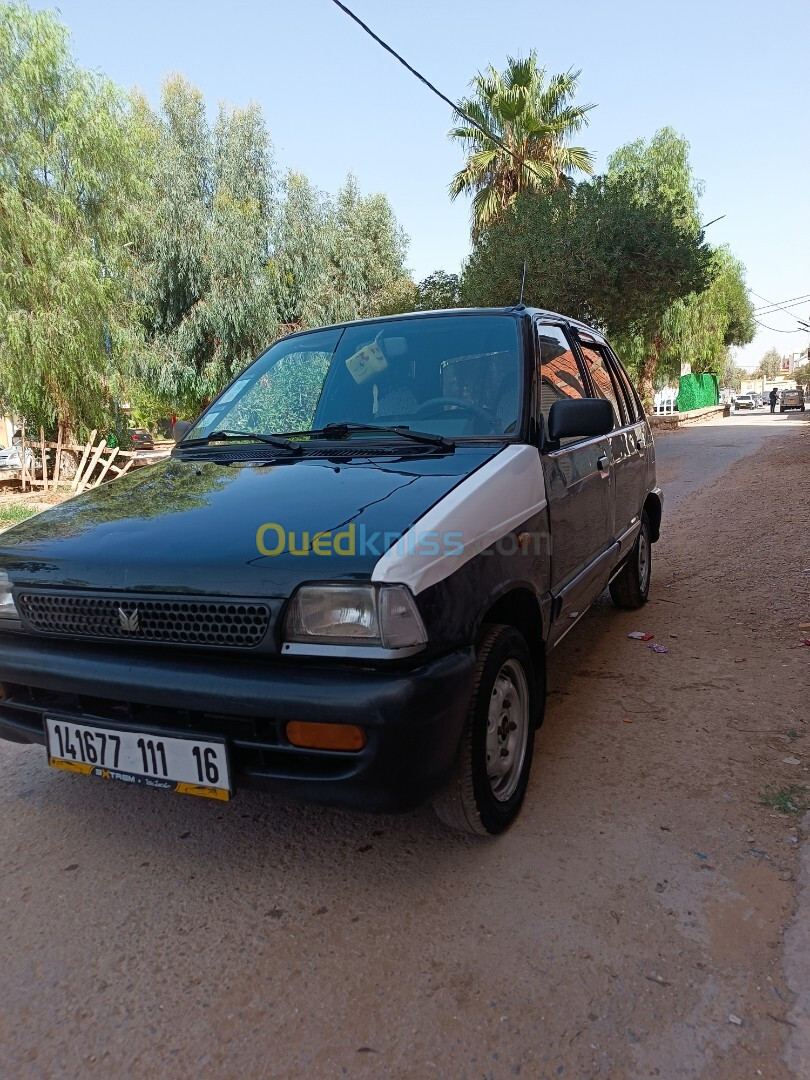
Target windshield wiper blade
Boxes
[180,430,301,453]
[302,422,455,450]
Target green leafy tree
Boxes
[626,248,755,385]
[754,348,782,379]
[720,353,746,393]
[134,77,279,415]
[607,127,702,231]
[449,52,594,237]
[461,176,710,343]
[273,171,412,328]
[0,2,146,436]
[415,271,461,310]
[327,175,411,320]
[605,129,710,403]
[271,171,334,330]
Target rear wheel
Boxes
[609,510,651,609]
[433,624,538,836]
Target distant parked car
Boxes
[127,427,155,450]
[734,393,757,410]
[779,388,806,413]
[0,445,34,472]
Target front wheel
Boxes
[609,510,652,609]
[433,624,538,836]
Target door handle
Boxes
[636,436,645,451]
[597,453,609,473]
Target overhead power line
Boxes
[753,292,810,313]
[754,299,810,318]
[750,288,810,329]
[328,0,550,187]
[755,319,809,334]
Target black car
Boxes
[0,308,662,834]
[127,427,155,450]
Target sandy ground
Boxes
[0,416,808,1079]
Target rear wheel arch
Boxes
[644,491,662,542]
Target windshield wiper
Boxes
[289,422,455,450]
[179,430,301,453]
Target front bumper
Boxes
[0,634,475,813]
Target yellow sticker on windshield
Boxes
[345,342,388,384]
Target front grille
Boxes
[17,593,270,648]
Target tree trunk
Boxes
[637,336,662,415]
[638,352,658,415]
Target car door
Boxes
[535,322,615,644]
[576,335,646,548]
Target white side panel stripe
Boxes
[372,445,548,595]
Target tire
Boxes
[609,510,652,609]
[433,624,538,836]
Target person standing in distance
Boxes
[769,387,778,414]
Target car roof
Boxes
[276,307,610,346]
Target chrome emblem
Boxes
[118,607,140,633]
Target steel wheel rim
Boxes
[485,659,530,802]
[638,529,650,592]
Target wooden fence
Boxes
[15,425,142,494]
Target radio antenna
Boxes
[517,258,527,306]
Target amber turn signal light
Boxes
[286,721,366,752]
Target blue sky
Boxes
[32,0,810,370]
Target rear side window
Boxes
[607,349,644,423]
[578,340,624,427]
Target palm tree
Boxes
[449,53,595,237]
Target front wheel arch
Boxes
[478,588,547,725]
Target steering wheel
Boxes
[412,397,498,430]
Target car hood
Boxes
[0,446,502,598]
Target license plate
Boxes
[45,717,231,801]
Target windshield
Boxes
[184,314,523,443]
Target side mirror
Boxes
[547,398,614,442]
[172,420,192,443]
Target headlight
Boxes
[0,571,19,620]
[284,584,427,650]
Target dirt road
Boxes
[0,414,808,1079]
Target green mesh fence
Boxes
[675,373,719,411]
